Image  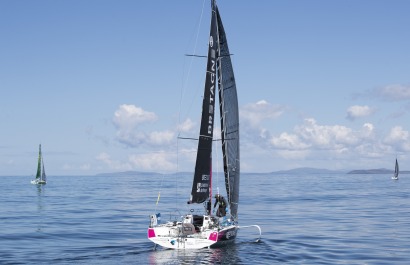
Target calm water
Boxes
[1,173,409,264]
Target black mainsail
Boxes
[216,5,240,220]
[394,158,399,179]
[189,1,240,220]
[189,2,218,204]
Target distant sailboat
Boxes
[392,158,399,180]
[31,144,47,185]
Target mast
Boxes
[189,0,218,204]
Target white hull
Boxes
[148,214,237,249]
[31,179,46,185]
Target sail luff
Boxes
[189,2,218,204]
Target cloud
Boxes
[129,152,176,171]
[113,104,157,129]
[374,84,410,101]
[112,104,174,148]
[268,118,379,159]
[270,132,310,150]
[96,152,132,171]
[294,118,362,147]
[148,131,175,145]
[353,84,410,103]
[178,118,196,133]
[115,130,175,148]
[241,100,286,128]
[346,105,374,121]
[96,151,178,172]
[384,126,410,151]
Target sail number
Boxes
[197,174,210,192]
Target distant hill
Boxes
[95,170,162,177]
[271,167,346,175]
[348,168,410,174]
[95,168,409,176]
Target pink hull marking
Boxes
[208,232,218,241]
[148,228,156,238]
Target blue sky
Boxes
[1,0,410,176]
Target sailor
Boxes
[213,194,227,217]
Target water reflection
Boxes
[36,184,45,232]
[208,244,241,264]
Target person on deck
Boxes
[214,194,227,217]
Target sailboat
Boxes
[392,158,399,180]
[147,0,260,249]
[31,144,47,185]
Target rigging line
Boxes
[178,0,206,129]
[185,53,233,58]
[178,136,224,141]
[185,54,207,58]
[175,134,179,211]
[154,172,166,212]
[175,0,206,214]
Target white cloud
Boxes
[96,151,180,172]
[268,118,381,159]
[384,126,410,151]
[346,105,374,121]
[276,150,311,159]
[178,118,196,133]
[270,132,310,150]
[239,112,410,172]
[376,84,410,101]
[148,130,175,145]
[361,123,375,137]
[112,104,174,148]
[129,152,176,171]
[96,152,132,171]
[113,104,157,130]
[294,118,361,147]
[241,100,285,128]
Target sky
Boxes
[1,0,410,176]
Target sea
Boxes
[1,172,409,264]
